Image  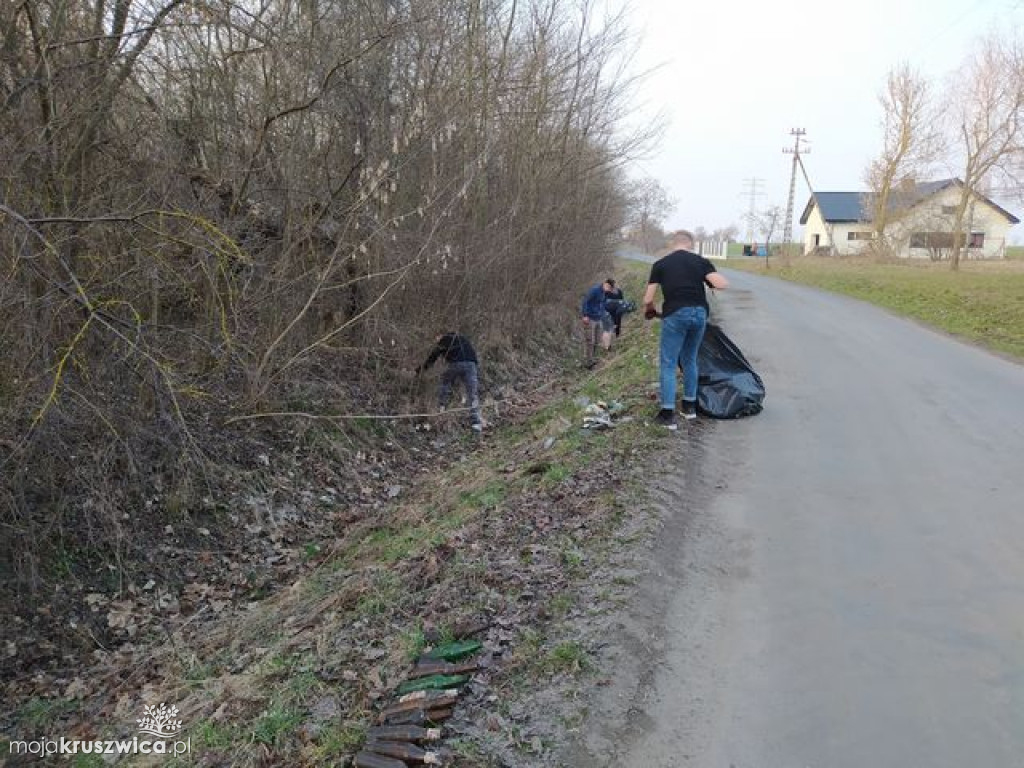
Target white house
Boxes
[799,179,1019,259]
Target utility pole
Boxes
[741,177,764,244]
[782,129,808,255]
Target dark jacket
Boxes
[421,333,478,370]
[604,287,625,318]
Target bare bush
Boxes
[0,0,646,595]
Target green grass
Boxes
[400,624,427,661]
[193,720,236,750]
[727,256,1024,359]
[542,463,571,483]
[251,703,304,747]
[545,641,591,675]
[458,480,508,510]
[312,722,366,761]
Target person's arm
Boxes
[419,337,447,372]
[706,271,729,289]
[643,262,662,316]
[703,259,729,290]
[642,282,661,318]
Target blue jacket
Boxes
[581,284,608,320]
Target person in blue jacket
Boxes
[581,279,614,368]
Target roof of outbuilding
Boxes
[798,178,1020,225]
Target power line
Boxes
[906,0,993,60]
[741,177,764,243]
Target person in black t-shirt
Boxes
[642,231,729,429]
[418,332,483,431]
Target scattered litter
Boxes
[582,400,626,430]
[358,632,487,765]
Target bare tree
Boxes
[711,225,739,242]
[0,0,652,604]
[864,63,942,256]
[944,31,1024,269]
[755,205,782,264]
[623,177,674,254]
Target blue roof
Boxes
[800,192,867,224]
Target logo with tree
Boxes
[137,703,183,738]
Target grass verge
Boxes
[726,255,1024,360]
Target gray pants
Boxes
[440,361,481,425]
[583,313,613,363]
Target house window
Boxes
[941,205,957,215]
[969,232,985,248]
[910,232,955,249]
[847,231,873,240]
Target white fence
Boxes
[696,240,729,258]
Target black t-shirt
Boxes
[648,249,717,317]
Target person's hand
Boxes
[644,304,661,320]
[581,316,590,327]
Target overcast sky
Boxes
[615,0,1024,240]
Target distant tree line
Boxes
[620,177,738,254]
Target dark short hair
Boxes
[605,278,615,287]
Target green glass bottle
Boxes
[423,639,482,661]
[395,674,469,696]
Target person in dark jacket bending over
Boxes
[643,230,729,430]
[604,278,626,338]
[418,333,483,432]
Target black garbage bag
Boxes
[695,323,765,418]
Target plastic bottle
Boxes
[365,740,443,765]
[354,751,407,768]
[366,725,442,743]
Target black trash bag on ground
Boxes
[695,323,765,418]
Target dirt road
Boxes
[565,269,1024,767]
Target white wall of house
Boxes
[834,223,875,256]
[801,203,873,256]
[887,185,1011,259]
[802,185,1015,259]
[801,204,833,254]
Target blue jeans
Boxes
[659,306,707,408]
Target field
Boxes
[724,255,1024,360]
